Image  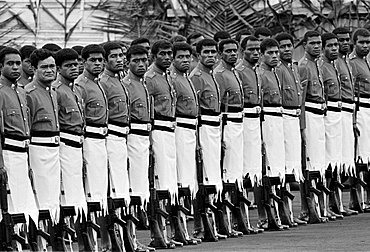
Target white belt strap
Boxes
[60,132,84,144]
[86,125,108,135]
[131,123,152,131]
[327,100,342,108]
[31,136,59,144]
[282,108,301,116]
[108,124,130,135]
[154,120,176,129]
[263,106,282,113]
[305,101,326,110]
[200,115,221,122]
[223,112,243,118]
[243,106,261,114]
[4,138,29,148]
[341,102,355,110]
[357,97,370,104]
[176,117,197,126]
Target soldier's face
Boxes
[304,36,321,57]
[1,53,21,81]
[77,56,84,74]
[22,57,34,76]
[173,49,191,72]
[58,59,79,81]
[129,53,148,77]
[106,48,125,73]
[199,45,217,68]
[84,52,104,76]
[244,40,260,64]
[154,47,172,70]
[355,35,370,57]
[34,56,56,83]
[262,46,279,67]
[323,38,339,61]
[337,33,351,54]
[221,43,238,66]
[278,39,293,62]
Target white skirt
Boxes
[175,126,198,199]
[243,117,262,186]
[262,115,286,178]
[107,135,130,205]
[325,110,342,170]
[127,134,150,205]
[222,117,244,189]
[151,130,178,204]
[83,137,108,214]
[60,142,87,217]
[341,110,355,176]
[356,106,370,163]
[199,124,223,196]
[305,111,326,175]
[3,150,38,225]
[283,115,303,182]
[29,145,61,223]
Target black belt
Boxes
[263,111,282,117]
[327,106,341,112]
[305,106,325,115]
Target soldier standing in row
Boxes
[18,45,36,87]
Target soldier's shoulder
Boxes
[144,70,156,79]
[213,64,225,74]
[235,62,245,71]
[349,52,357,60]
[51,80,62,89]
[24,82,37,93]
[298,57,308,66]
[122,77,131,86]
[0,83,3,89]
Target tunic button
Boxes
[46,87,49,91]
[24,118,26,121]
[97,103,99,105]
[21,104,23,107]
[44,117,47,119]
[72,109,75,111]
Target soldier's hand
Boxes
[301,129,307,146]
[354,124,360,137]
[0,167,8,183]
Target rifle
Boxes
[0,168,14,251]
[106,197,126,252]
[195,120,217,242]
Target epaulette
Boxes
[0,84,3,89]
[348,53,356,60]
[145,71,156,79]
[24,84,37,93]
[193,70,202,77]
[235,64,245,71]
[214,67,225,73]
[52,81,62,89]
[122,77,131,86]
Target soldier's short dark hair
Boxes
[0,47,21,65]
[126,45,148,61]
[275,32,294,45]
[151,40,172,56]
[29,48,54,68]
[72,45,83,55]
[187,32,203,44]
[131,37,150,47]
[42,43,62,52]
[213,31,231,42]
[260,38,279,54]
[170,35,187,44]
[321,33,338,48]
[102,42,123,60]
[20,45,37,60]
[332,27,350,36]
[235,29,252,43]
[240,36,259,50]
[196,39,218,54]
[54,48,79,67]
[254,27,272,38]
[352,28,370,43]
[172,42,192,58]
[219,39,238,53]
[81,44,105,61]
[303,31,321,43]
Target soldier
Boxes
[187,32,205,71]
[254,27,272,42]
[52,48,87,250]
[349,28,370,213]
[235,29,252,63]
[25,48,61,249]
[0,47,38,250]
[123,45,154,252]
[298,31,327,223]
[213,31,231,43]
[145,39,177,248]
[18,45,36,87]
[258,38,287,230]
[213,38,244,237]
[72,45,84,75]
[170,42,199,245]
[235,35,264,232]
[100,41,131,250]
[42,43,62,53]
[75,44,109,250]
[275,33,306,226]
[332,27,358,216]
[190,38,225,241]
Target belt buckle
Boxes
[280,107,283,113]
[79,136,84,144]
[338,101,342,108]
[296,109,301,116]
[321,103,327,110]
[147,123,152,131]
[256,106,261,114]
[24,139,30,148]
[171,122,176,130]
[102,127,108,135]
[54,136,60,144]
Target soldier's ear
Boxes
[56,66,61,73]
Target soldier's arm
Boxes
[214,73,226,105]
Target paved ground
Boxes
[136,190,370,252]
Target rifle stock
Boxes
[0,168,14,251]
